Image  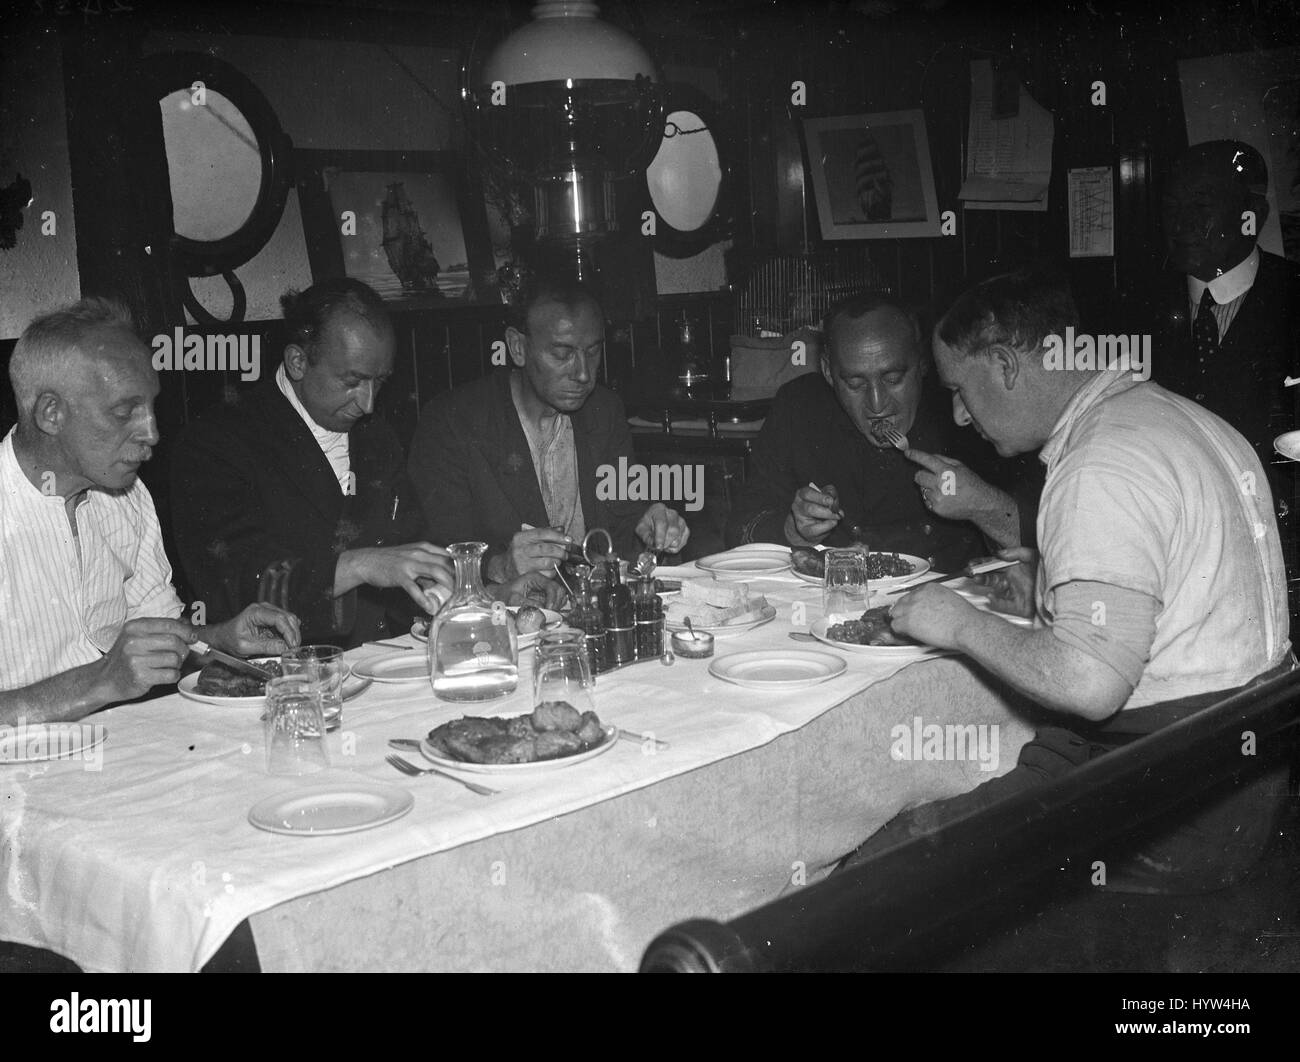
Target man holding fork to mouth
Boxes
[726,292,1038,571]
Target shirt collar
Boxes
[275,364,348,446]
[1187,246,1259,308]
[1,428,70,505]
[1039,372,1143,471]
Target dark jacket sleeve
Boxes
[725,391,800,547]
[407,392,494,552]
[590,391,652,559]
[170,420,342,632]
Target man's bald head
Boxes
[1162,140,1270,280]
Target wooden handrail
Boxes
[640,668,1300,972]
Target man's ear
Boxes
[31,391,65,436]
[505,327,527,368]
[819,354,834,388]
[283,345,307,383]
[991,344,1021,391]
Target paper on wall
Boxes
[959,59,1053,212]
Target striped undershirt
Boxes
[0,428,184,692]
[1187,246,1258,342]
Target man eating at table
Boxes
[0,298,298,725]
[725,292,1037,571]
[171,279,465,649]
[407,277,690,586]
[842,265,1294,891]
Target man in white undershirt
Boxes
[0,298,299,725]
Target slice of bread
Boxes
[667,579,768,627]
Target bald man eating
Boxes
[0,298,298,726]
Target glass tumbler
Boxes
[263,675,330,776]
[823,548,871,623]
[280,645,346,731]
[532,630,596,716]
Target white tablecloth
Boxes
[0,562,1037,971]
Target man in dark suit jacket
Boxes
[171,280,455,648]
[408,279,690,585]
[1152,141,1300,606]
[726,293,1038,571]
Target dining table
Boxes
[0,551,1042,972]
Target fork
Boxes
[876,424,910,451]
[384,753,498,796]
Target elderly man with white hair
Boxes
[0,298,298,726]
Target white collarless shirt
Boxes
[276,365,351,492]
[0,429,185,691]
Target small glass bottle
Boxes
[428,541,518,701]
[675,313,709,397]
[601,559,635,667]
[574,565,606,675]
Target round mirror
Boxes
[140,52,293,281]
[159,88,262,243]
[644,88,732,257]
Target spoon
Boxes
[683,617,698,641]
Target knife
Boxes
[191,640,277,680]
[876,557,1019,596]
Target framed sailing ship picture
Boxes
[296,149,497,307]
[801,110,941,240]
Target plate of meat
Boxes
[790,547,928,589]
[809,608,952,660]
[420,702,616,774]
[179,658,371,706]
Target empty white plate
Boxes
[0,723,106,763]
[696,546,792,576]
[351,652,431,683]
[248,784,414,836]
[709,650,847,689]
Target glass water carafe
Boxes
[429,542,518,701]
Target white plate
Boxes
[792,551,930,589]
[1275,430,1300,462]
[695,546,792,576]
[808,617,951,660]
[411,608,563,650]
[352,652,432,683]
[709,650,847,689]
[178,664,372,707]
[665,603,778,637]
[248,784,414,837]
[420,723,618,774]
[0,723,107,764]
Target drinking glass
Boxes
[823,548,870,622]
[280,645,346,731]
[533,630,596,715]
[264,675,330,776]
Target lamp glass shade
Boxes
[483,0,658,86]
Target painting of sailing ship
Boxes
[802,111,940,239]
[323,167,472,300]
